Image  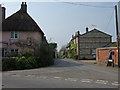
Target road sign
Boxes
[111,52,114,55]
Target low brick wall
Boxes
[96,47,119,65]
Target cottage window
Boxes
[15,32,18,38]
[11,32,19,39]
[11,49,18,52]
[11,32,14,38]
[10,49,19,56]
[11,49,14,53]
[2,43,8,45]
[2,48,7,57]
[15,49,18,54]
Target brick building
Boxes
[96,47,119,65]
[66,27,112,60]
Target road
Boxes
[2,59,119,88]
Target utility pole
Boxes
[115,5,120,67]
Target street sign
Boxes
[111,52,114,55]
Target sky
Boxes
[1,2,119,51]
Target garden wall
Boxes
[96,47,119,65]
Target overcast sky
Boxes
[2,2,119,51]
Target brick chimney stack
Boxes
[77,31,80,35]
[21,2,27,13]
[72,35,74,39]
[2,7,5,21]
[86,27,88,33]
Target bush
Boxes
[2,57,17,71]
[19,50,34,58]
[2,40,55,71]
[26,56,38,68]
[15,56,27,69]
[9,52,18,57]
[16,56,38,70]
[36,41,54,67]
[2,56,38,71]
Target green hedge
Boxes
[2,57,17,71]
[2,56,38,71]
[2,55,54,71]
[2,55,38,70]
[2,41,55,71]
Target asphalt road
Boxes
[2,59,119,88]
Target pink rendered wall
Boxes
[2,31,42,42]
[2,31,43,53]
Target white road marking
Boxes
[96,80,108,85]
[112,82,119,86]
[24,75,35,77]
[65,78,77,82]
[38,76,47,79]
[81,79,93,83]
[54,77,62,79]
[11,74,20,77]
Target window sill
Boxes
[10,38,19,40]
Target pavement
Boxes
[66,58,118,70]
[2,58,119,88]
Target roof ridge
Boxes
[80,28,112,37]
[2,7,44,35]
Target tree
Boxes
[59,45,66,58]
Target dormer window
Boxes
[11,32,19,39]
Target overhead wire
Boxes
[105,8,115,31]
[60,1,114,8]
[60,1,115,30]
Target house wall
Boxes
[2,31,43,56]
[96,47,119,65]
[79,30,112,59]
[66,29,112,60]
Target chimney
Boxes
[2,7,5,21]
[86,27,88,33]
[77,31,80,35]
[72,35,74,39]
[21,2,27,13]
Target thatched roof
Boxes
[2,2,44,35]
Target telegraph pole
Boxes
[115,5,120,67]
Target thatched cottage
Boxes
[2,2,46,57]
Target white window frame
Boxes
[10,32,19,39]
[2,43,8,45]
[10,49,19,53]
[3,48,7,57]
[10,49,19,56]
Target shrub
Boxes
[9,52,18,57]
[16,56,38,70]
[2,57,17,71]
[94,62,97,64]
[36,40,54,67]
[2,40,55,71]
[15,56,26,69]
[26,56,38,68]
[19,50,34,58]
